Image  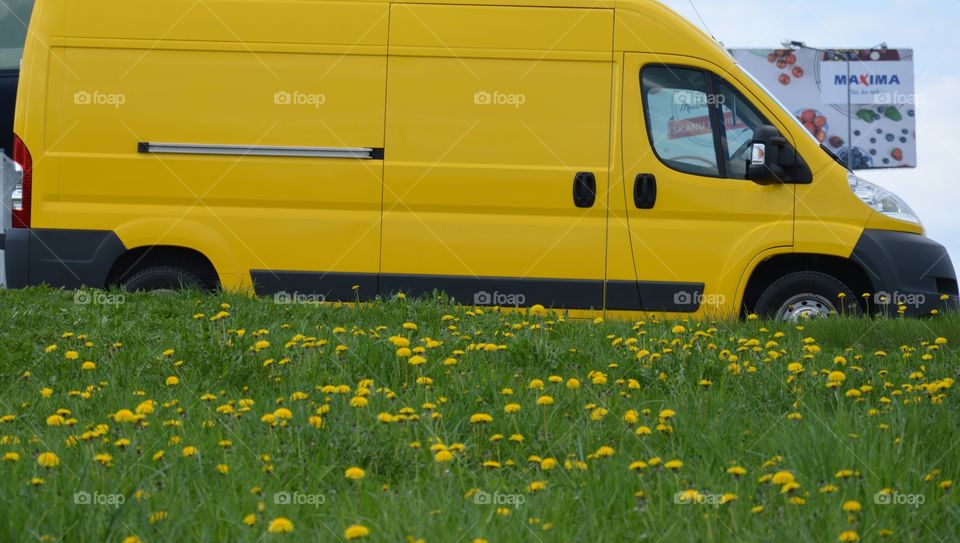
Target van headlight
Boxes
[848,173,921,225]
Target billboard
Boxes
[730,48,917,170]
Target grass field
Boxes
[0,287,957,543]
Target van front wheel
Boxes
[754,271,860,321]
[121,265,209,293]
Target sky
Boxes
[661,0,960,274]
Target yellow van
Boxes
[3,0,957,320]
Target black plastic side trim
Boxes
[380,274,603,310]
[251,271,378,302]
[606,280,705,312]
[4,229,127,289]
[251,271,604,309]
[250,271,705,312]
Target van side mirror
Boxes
[747,125,813,185]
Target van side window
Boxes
[716,80,771,180]
[641,67,721,177]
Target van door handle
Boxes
[634,174,657,209]
[573,172,597,208]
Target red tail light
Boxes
[12,133,32,229]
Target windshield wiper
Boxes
[820,144,845,167]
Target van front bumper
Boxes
[2,228,127,289]
[851,229,959,316]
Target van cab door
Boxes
[614,54,795,316]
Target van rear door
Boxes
[381,3,614,311]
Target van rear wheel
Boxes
[121,265,208,293]
[755,271,860,321]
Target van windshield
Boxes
[0,0,33,70]
[734,62,819,145]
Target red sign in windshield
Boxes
[668,111,746,140]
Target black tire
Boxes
[121,265,209,293]
[754,271,861,321]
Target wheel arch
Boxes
[106,246,220,289]
[740,253,875,317]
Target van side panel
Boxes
[382,4,614,307]
[41,1,390,289]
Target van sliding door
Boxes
[380,3,615,312]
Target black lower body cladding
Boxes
[251,271,706,313]
[3,228,126,289]
[851,229,959,316]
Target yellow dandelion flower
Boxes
[267,517,294,533]
[770,471,795,485]
[36,452,60,468]
[344,525,370,540]
[527,480,547,492]
[469,413,493,424]
[595,446,615,457]
[842,500,861,512]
